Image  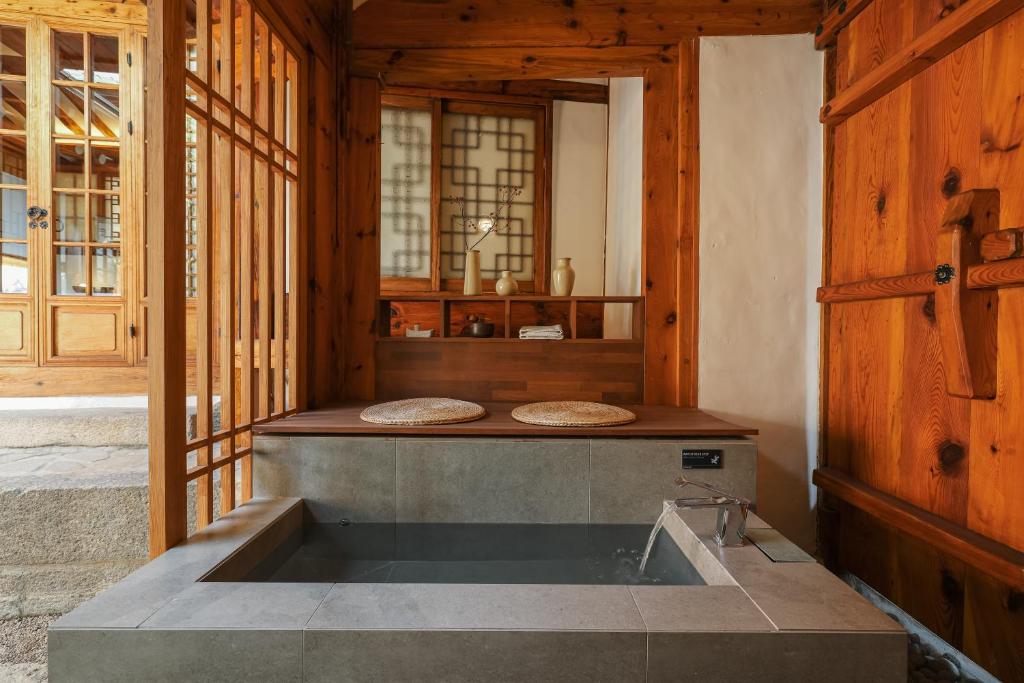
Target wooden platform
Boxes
[253,402,757,438]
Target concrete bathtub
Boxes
[49,436,905,681]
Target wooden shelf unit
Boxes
[377,295,644,342]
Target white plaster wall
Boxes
[604,77,644,337]
[698,35,823,552]
[551,100,609,295]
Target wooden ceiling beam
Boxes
[352,0,822,48]
[353,45,677,82]
[385,79,610,104]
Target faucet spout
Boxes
[672,476,749,547]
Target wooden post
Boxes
[146,0,188,557]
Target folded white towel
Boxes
[519,324,564,340]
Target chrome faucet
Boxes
[673,476,749,547]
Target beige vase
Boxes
[463,250,483,295]
[552,257,576,296]
[495,270,519,296]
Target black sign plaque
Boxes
[682,449,724,469]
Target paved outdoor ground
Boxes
[0,615,56,682]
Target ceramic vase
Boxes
[552,257,576,296]
[463,250,483,295]
[495,270,519,296]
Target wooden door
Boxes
[35,19,137,366]
[0,21,34,363]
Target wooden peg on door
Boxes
[935,189,1000,400]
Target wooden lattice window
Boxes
[169,0,301,536]
[380,91,550,293]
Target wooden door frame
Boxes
[345,42,700,407]
[0,9,147,372]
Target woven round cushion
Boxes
[511,401,637,427]
[359,398,486,425]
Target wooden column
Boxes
[642,43,700,407]
[146,0,187,557]
[342,77,381,400]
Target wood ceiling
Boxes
[352,0,822,49]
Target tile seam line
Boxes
[626,585,651,682]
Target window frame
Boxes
[380,88,551,295]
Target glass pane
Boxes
[0,136,27,185]
[380,107,432,279]
[53,192,86,241]
[0,187,26,239]
[185,0,199,74]
[186,248,198,298]
[0,82,26,130]
[55,142,86,188]
[54,32,85,81]
[91,144,120,190]
[90,89,120,137]
[440,112,537,280]
[91,246,119,295]
[0,26,26,77]
[1,241,28,294]
[55,245,86,295]
[90,34,119,84]
[92,194,120,243]
[285,52,297,151]
[54,86,87,136]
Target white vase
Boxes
[495,270,519,296]
[463,250,482,295]
[552,257,575,296]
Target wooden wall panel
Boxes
[970,10,1024,552]
[894,40,981,525]
[822,3,1024,679]
[375,340,644,404]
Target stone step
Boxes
[0,409,148,448]
[0,446,221,620]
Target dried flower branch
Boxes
[449,185,524,253]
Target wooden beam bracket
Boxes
[934,189,999,399]
[818,190,1006,400]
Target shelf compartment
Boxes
[377,295,644,342]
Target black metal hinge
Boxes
[127,52,132,67]
[127,121,134,135]
[129,323,137,338]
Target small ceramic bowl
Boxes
[468,321,495,338]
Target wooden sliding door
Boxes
[0,20,33,364]
[0,12,144,368]
[41,21,137,365]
